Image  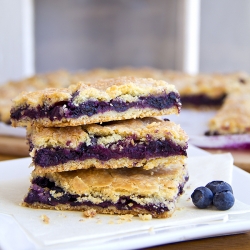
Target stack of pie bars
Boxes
[11,76,189,219]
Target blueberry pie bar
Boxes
[206,91,250,135]
[11,77,181,127]
[22,163,189,218]
[27,118,188,173]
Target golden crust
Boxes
[27,118,188,148]
[12,76,178,107]
[14,88,72,107]
[32,163,188,200]
[162,71,250,98]
[208,91,250,135]
[70,76,176,102]
[25,163,188,218]
[76,68,250,98]
[21,202,174,219]
[32,156,187,173]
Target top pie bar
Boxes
[10,76,181,127]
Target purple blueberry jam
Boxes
[33,138,188,167]
[24,176,187,214]
[10,92,181,121]
[181,94,226,106]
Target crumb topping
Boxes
[138,214,153,220]
[32,163,188,204]
[117,214,134,222]
[27,117,188,149]
[11,76,178,108]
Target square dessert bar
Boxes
[11,76,181,127]
[22,162,189,218]
[27,117,188,173]
[206,91,250,135]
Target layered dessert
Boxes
[10,77,181,127]
[22,163,189,218]
[9,73,190,219]
[27,118,188,173]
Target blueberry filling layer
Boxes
[24,177,188,214]
[33,138,188,167]
[181,94,226,106]
[11,92,181,121]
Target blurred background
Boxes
[0,0,250,84]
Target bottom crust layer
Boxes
[22,202,175,219]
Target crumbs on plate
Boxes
[138,214,152,221]
[83,208,97,218]
[116,214,134,223]
[40,214,50,224]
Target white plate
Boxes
[1,145,250,250]
[0,122,25,137]
[165,109,250,149]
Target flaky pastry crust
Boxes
[28,118,188,148]
[24,163,188,218]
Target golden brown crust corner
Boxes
[208,92,250,135]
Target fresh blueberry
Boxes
[191,186,213,209]
[213,191,235,210]
[205,181,233,195]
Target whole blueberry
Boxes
[205,181,233,195]
[191,187,213,209]
[213,191,235,210]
